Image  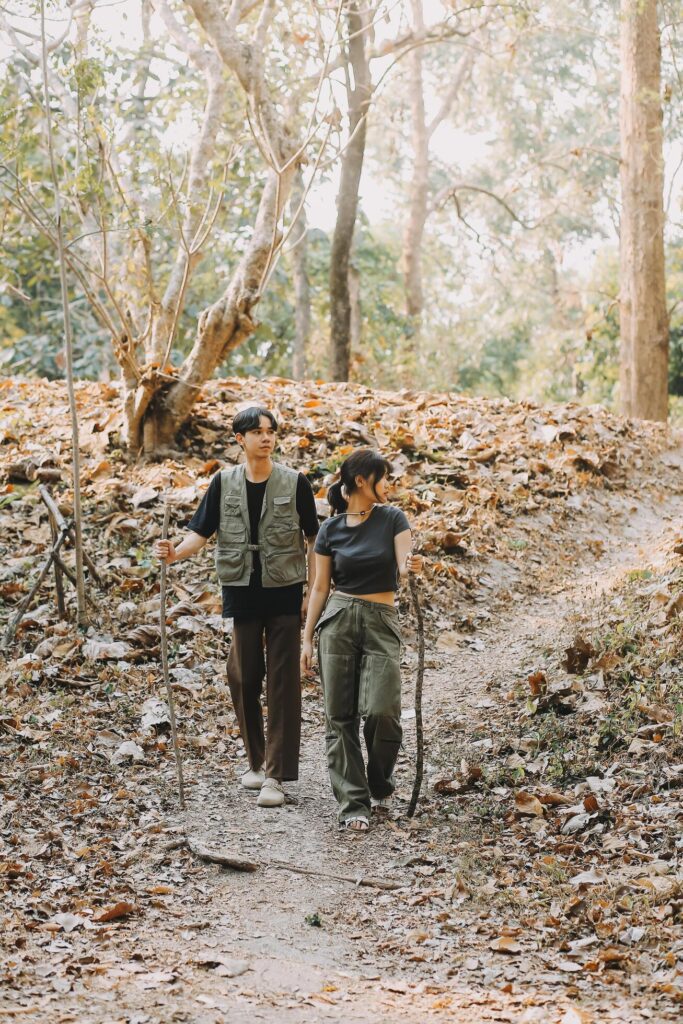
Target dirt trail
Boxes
[3,446,681,1024]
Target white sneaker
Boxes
[240,769,265,791]
[256,778,285,807]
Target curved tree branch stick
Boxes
[160,502,186,810]
[407,574,425,818]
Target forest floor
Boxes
[1,378,682,1024]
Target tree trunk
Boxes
[145,161,297,449]
[329,1,371,382]
[349,262,362,351]
[120,0,299,452]
[290,167,310,380]
[401,0,475,339]
[402,0,429,323]
[619,0,669,421]
[40,0,87,624]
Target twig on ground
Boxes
[1,527,70,649]
[39,485,104,587]
[186,837,258,872]
[178,836,403,889]
[268,860,403,891]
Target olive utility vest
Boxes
[215,463,307,588]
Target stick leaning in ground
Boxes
[159,502,186,810]
[407,574,425,818]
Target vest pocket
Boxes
[269,526,299,549]
[216,546,246,582]
[221,519,247,540]
[263,548,306,584]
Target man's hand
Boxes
[153,540,177,564]
[300,639,316,679]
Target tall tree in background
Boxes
[40,0,87,624]
[329,0,372,381]
[619,0,669,420]
[401,0,476,329]
[289,167,310,380]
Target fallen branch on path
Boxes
[186,838,258,872]
[268,860,403,891]
[7,458,62,484]
[179,837,403,890]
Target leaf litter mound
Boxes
[0,375,680,1017]
[381,538,683,1017]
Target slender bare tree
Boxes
[39,0,87,623]
[289,167,310,380]
[329,0,373,381]
[3,0,341,452]
[619,0,669,421]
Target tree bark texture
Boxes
[401,0,474,329]
[402,0,429,322]
[619,0,669,421]
[40,0,87,625]
[329,1,372,382]
[290,167,310,380]
[349,262,362,352]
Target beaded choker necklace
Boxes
[345,503,377,517]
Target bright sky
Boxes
[1,0,488,232]
[3,1,681,258]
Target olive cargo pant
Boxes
[227,615,301,782]
[316,594,403,823]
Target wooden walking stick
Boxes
[406,573,425,818]
[159,501,186,810]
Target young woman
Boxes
[301,449,423,832]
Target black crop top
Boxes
[314,505,410,594]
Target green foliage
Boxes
[457,325,531,397]
[1,0,682,412]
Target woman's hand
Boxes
[153,540,177,564]
[405,553,424,575]
[300,639,316,679]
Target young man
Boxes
[154,407,319,807]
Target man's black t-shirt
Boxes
[187,470,319,621]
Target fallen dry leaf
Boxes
[94,901,136,923]
[490,935,522,954]
[514,791,544,816]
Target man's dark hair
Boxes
[232,406,278,436]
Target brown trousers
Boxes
[227,615,301,782]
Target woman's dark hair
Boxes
[327,449,392,514]
[232,406,278,436]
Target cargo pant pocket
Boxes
[359,654,401,718]
[378,610,403,647]
[319,654,358,719]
